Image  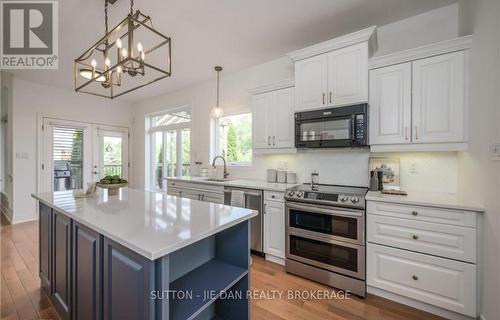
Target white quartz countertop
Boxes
[32,188,257,260]
[366,191,485,212]
[167,176,298,192]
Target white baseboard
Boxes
[12,214,38,224]
[265,254,285,266]
[367,286,477,320]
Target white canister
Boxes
[286,172,297,184]
[277,170,287,183]
[267,169,277,183]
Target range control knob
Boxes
[288,190,295,197]
[297,191,304,198]
[351,197,360,204]
[339,195,348,202]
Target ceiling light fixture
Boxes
[211,66,224,119]
[74,0,171,99]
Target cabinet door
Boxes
[252,93,272,149]
[271,88,295,149]
[412,51,465,143]
[52,211,72,320]
[369,63,412,145]
[295,55,328,111]
[201,192,224,204]
[73,222,101,320]
[103,238,155,320]
[327,42,368,107]
[264,200,285,259]
[39,203,52,293]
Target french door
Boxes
[151,127,190,191]
[41,118,129,192]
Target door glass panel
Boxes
[153,131,163,190]
[289,209,359,240]
[53,127,84,191]
[181,128,190,177]
[102,136,123,178]
[298,118,350,142]
[166,130,177,177]
[289,235,358,272]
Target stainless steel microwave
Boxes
[295,104,368,148]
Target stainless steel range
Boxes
[284,184,368,297]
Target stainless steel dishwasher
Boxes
[224,187,264,255]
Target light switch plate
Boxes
[490,143,500,160]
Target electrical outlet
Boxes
[409,162,418,174]
[490,143,500,160]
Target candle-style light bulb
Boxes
[121,48,128,58]
[137,41,143,53]
[140,51,145,62]
[116,38,122,49]
[105,57,111,67]
[91,59,97,68]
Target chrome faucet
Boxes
[211,155,229,179]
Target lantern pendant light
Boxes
[211,66,224,119]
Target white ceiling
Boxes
[12,0,456,102]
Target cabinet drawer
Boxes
[264,191,284,202]
[367,243,476,317]
[367,215,476,263]
[367,201,476,227]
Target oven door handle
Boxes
[286,202,363,217]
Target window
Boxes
[149,108,191,191]
[214,113,252,166]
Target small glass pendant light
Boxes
[211,66,224,118]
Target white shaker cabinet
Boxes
[252,92,273,149]
[412,51,466,143]
[295,55,328,111]
[264,199,286,260]
[327,42,368,107]
[288,27,375,112]
[369,62,412,145]
[369,36,471,152]
[249,81,295,153]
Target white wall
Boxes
[0,72,14,219]
[375,3,460,56]
[10,78,132,222]
[131,4,461,192]
[456,0,500,319]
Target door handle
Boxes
[322,93,325,105]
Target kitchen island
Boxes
[31,188,257,320]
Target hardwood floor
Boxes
[1,218,444,320]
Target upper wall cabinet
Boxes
[288,26,376,112]
[369,36,471,152]
[249,79,295,153]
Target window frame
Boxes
[148,107,191,191]
[212,111,253,167]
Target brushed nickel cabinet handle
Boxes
[268,136,271,146]
[322,93,325,104]
[405,127,409,141]
[273,136,276,146]
[329,91,332,104]
[415,127,419,140]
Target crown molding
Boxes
[247,78,294,95]
[369,35,473,69]
[286,26,377,62]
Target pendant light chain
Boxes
[130,0,134,15]
[104,0,109,34]
[216,68,220,108]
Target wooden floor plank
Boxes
[1,219,445,320]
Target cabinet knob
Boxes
[412,275,419,281]
[412,234,419,240]
[412,211,418,216]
